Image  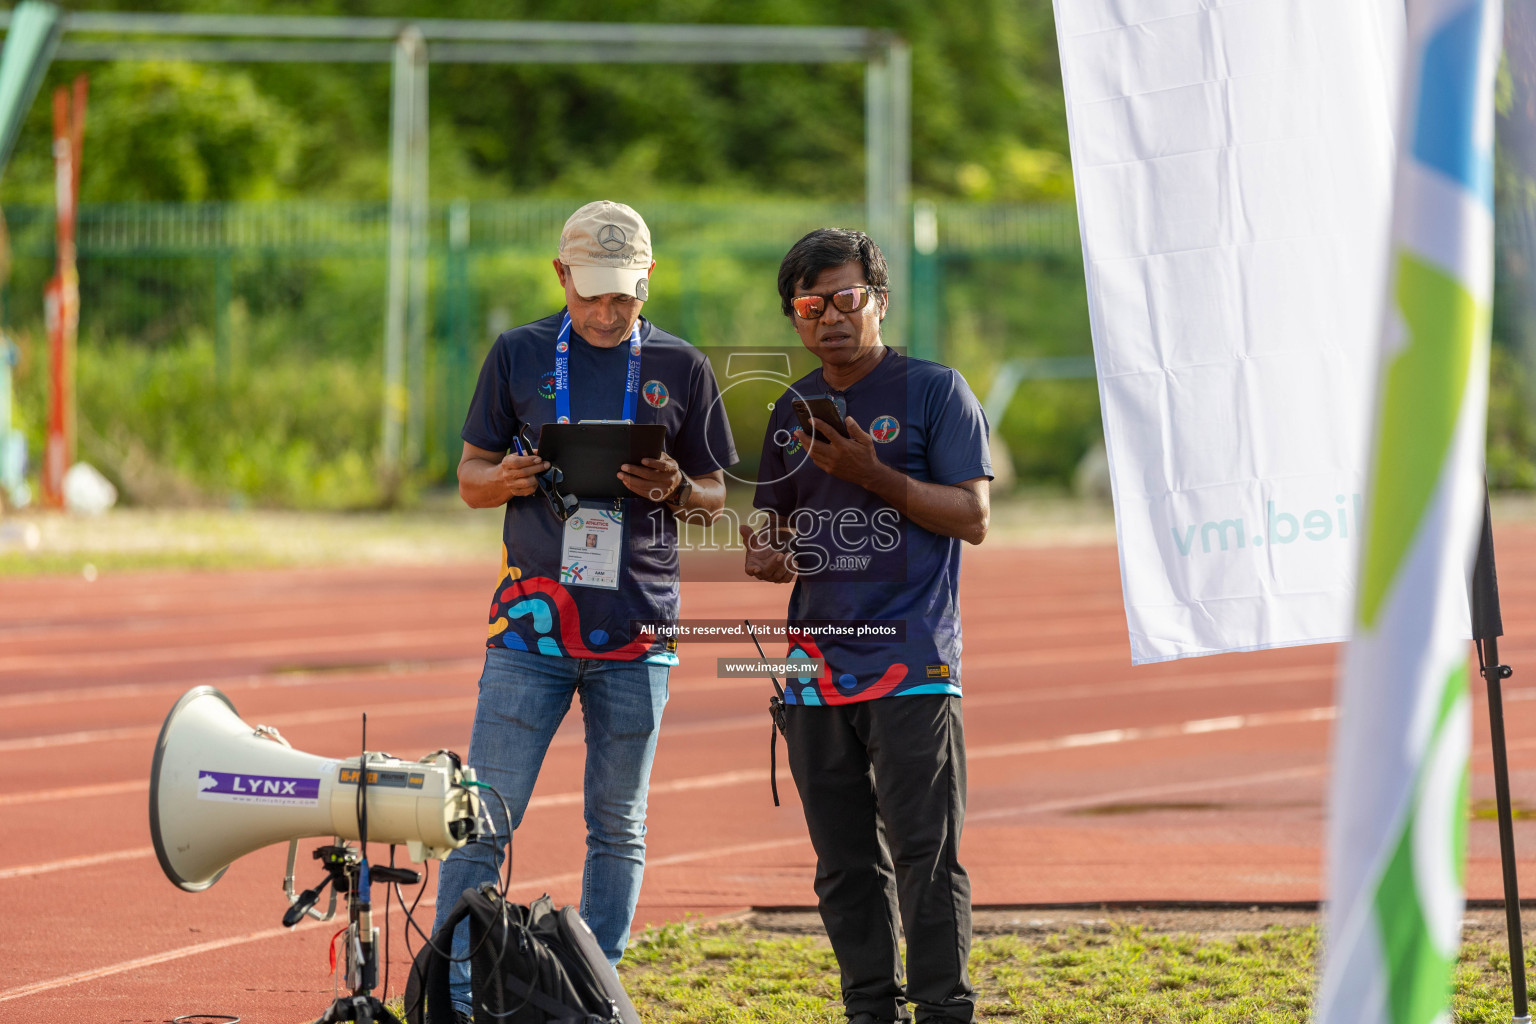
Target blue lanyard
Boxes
[554,312,643,424]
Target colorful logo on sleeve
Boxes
[642,380,669,408]
[539,372,557,399]
[870,415,901,443]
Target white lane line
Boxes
[0,707,1339,882]
[419,838,817,910]
[0,759,1345,1002]
[526,769,769,810]
[966,706,1335,761]
[0,846,155,881]
[0,922,314,1003]
[0,773,780,881]
[0,837,809,1004]
[967,763,1331,823]
[0,780,147,806]
[0,658,483,710]
[667,643,1151,695]
[0,724,159,752]
[0,664,1340,753]
[0,697,479,752]
[0,705,1337,810]
[970,729,1536,823]
[0,626,474,675]
[10,724,1528,1003]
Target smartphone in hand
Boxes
[791,395,850,443]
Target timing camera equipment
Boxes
[149,686,483,1024]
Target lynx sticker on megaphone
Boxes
[197,770,321,806]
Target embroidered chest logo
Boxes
[643,380,669,408]
[538,372,557,399]
[870,415,901,443]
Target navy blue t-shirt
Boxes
[753,348,991,702]
[463,311,738,664]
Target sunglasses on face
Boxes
[790,285,886,321]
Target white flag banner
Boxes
[1317,0,1501,1021]
[1053,1,1406,663]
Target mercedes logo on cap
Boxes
[597,224,627,251]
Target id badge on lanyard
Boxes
[553,312,642,590]
[559,504,624,590]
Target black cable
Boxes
[462,778,516,901]
[383,846,395,1001]
[395,778,521,1023]
[358,714,370,852]
[393,780,516,963]
[395,864,526,1024]
[352,715,372,1003]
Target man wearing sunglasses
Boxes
[433,200,736,1022]
[743,228,991,1024]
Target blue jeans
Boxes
[431,646,670,1015]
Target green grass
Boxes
[606,922,1530,1023]
[381,919,1535,1022]
[0,495,1115,579]
[0,504,506,577]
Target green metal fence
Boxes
[5,195,1531,503]
[0,198,1087,487]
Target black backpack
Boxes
[405,886,641,1024]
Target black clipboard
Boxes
[536,422,667,501]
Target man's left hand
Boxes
[619,452,683,503]
[796,417,885,488]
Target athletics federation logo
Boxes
[556,340,569,353]
[539,372,557,399]
[870,415,900,443]
[784,436,803,456]
[643,380,669,408]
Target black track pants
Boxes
[783,694,974,1024]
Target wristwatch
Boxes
[664,474,693,508]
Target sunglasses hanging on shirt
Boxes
[516,425,579,522]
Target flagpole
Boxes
[1472,490,1528,1022]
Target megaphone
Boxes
[150,686,479,892]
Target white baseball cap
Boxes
[558,200,653,300]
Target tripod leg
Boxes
[310,995,404,1024]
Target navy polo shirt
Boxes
[462,311,737,664]
[753,348,992,702]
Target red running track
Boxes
[2,532,1536,1022]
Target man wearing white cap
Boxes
[432,200,737,1021]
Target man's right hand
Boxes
[740,524,796,584]
[458,442,548,508]
[498,453,549,498]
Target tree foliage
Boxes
[0,0,1070,204]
